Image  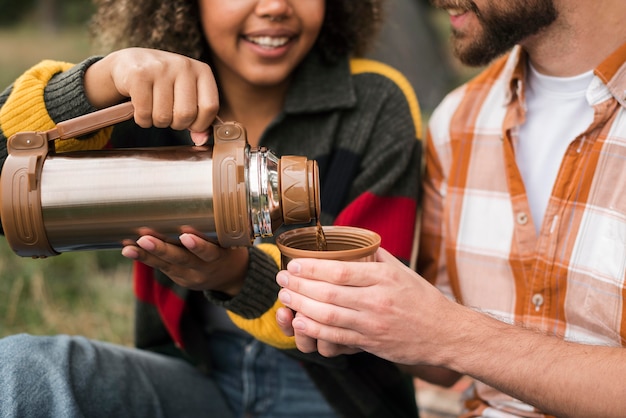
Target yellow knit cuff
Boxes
[53,128,112,153]
[1,59,111,152]
[227,243,297,350]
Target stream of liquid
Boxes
[315,219,327,251]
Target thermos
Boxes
[0,102,320,258]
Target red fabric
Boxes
[133,261,185,347]
[333,192,416,262]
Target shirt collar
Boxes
[504,46,527,106]
[504,42,626,108]
[284,50,357,114]
[594,41,626,108]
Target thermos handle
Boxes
[51,101,136,141]
[49,101,226,143]
[4,101,137,161]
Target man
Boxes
[274,0,626,417]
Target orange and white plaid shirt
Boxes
[418,43,626,418]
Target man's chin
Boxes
[451,36,510,68]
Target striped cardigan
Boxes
[0,50,422,417]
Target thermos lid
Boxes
[279,156,320,225]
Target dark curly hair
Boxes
[90,0,386,63]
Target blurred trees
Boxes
[0,0,34,26]
[368,0,459,115]
[0,0,94,29]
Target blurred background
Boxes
[0,0,136,346]
[0,1,477,416]
[0,0,93,87]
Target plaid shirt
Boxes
[418,43,626,417]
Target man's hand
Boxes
[275,306,362,356]
[275,247,456,365]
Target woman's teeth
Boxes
[246,36,290,48]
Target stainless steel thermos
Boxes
[0,102,320,258]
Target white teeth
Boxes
[447,8,465,16]
[246,36,290,48]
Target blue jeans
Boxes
[207,331,337,418]
[0,334,234,418]
[0,333,337,418]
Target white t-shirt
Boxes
[516,63,595,234]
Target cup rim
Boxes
[275,225,381,260]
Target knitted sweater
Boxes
[0,51,422,418]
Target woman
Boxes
[0,1,422,416]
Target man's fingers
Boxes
[279,309,363,356]
[275,307,295,337]
[292,313,319,352]
[277,286,362,331]
[291,314,365,351]
[315,338,363,357]
[277,259,390,314]
[286,258,379,287]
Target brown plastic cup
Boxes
[275,226,381,268]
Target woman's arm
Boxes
[215,61,424,349]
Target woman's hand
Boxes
[84,47,219,145]
[122,233,248,296]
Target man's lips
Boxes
[442,6,472,29]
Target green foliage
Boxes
[0,239,135,345]
[0,27,93,94]
[0,0,95,27]
[60,0,96,26]
[0,24,132,345]
[0,0,36,25]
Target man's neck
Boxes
[521,0,626,77]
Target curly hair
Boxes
[90,0,386,63]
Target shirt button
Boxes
[516,212,529,225]
[532,293,544,311]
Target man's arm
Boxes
[276,248,626,418]
[440,304,625,418]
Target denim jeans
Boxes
[207,331,338,418]
[0,333,338,418]
[0,334,234,418]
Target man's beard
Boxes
[431,0,558,67]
